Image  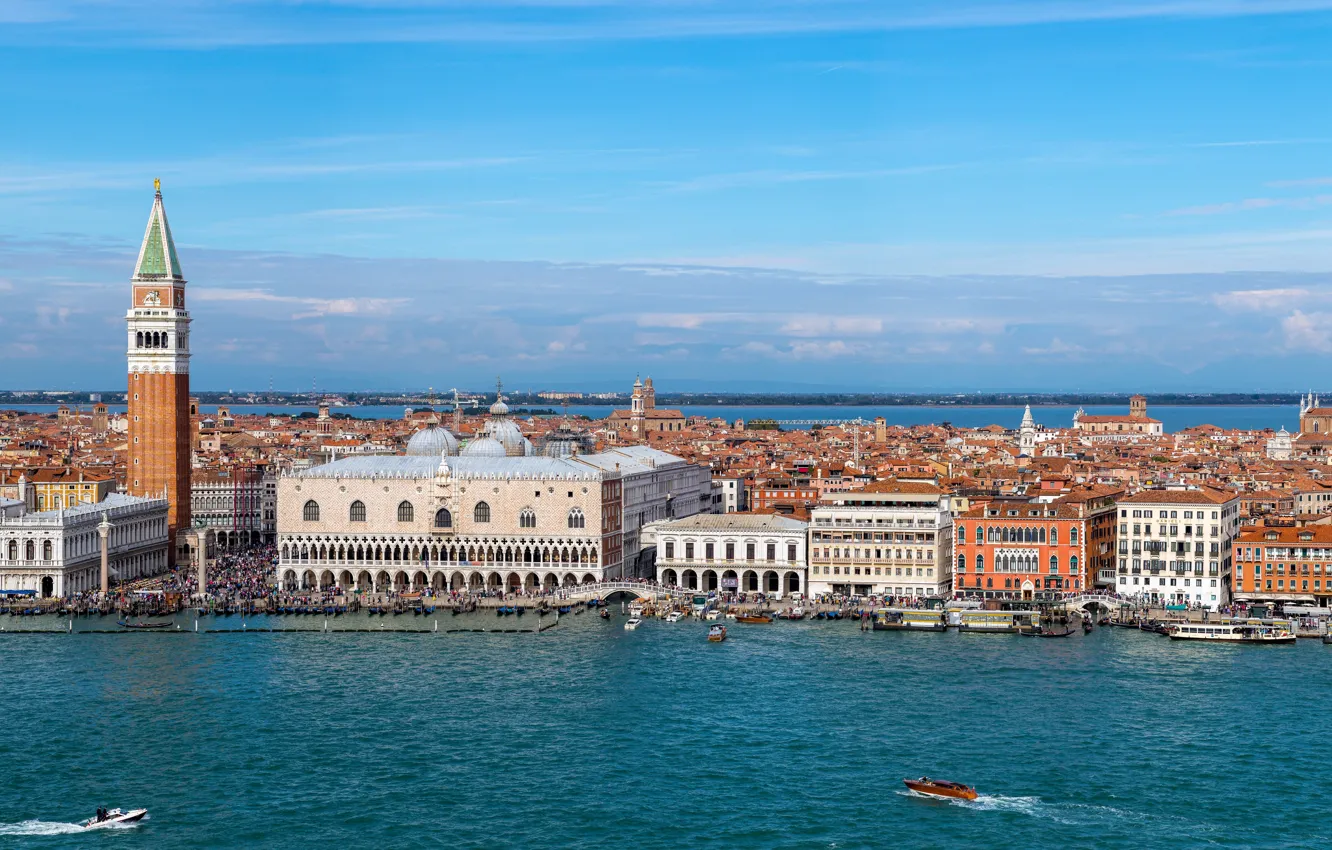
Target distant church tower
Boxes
[126,179,192,562]
[1018,405,1037,456]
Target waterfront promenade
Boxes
[1,611,1327,849]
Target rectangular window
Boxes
[746,542,755,560]
[685,541,694,560]
[665,542,674,559]
[767,543,776,561]
[725,542,735,561]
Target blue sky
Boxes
[3,1,1332,392]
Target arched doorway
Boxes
[1021,579,1034,601]
[41,576,53,597]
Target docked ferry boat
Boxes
[958,610,1038,634]
[873,609,947,631]
[1167,621,1296,643]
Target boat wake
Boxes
[898,790,1184,828]
[0,815,148,835]
[0,820,85,836]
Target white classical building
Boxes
[1114,487,1239,611]
[276,446,711,593]
[0,493,170,596]
[574,444,713,577]
[647,513,807,598]
[807,480,954,599]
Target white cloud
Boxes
[1021,338,1086,356]
[192,287,407,319]
[780,315,882,337]
[1214,288,1316,312]
[1282,310,1332,353]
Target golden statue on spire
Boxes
[154,177,161,193]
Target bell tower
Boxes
[126,179,192,562]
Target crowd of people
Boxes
[160,543,279,601]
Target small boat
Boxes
[624,617,642,630]
[736,615,772,624]
[903,777,978,801]
[666,611,682,623]
[1082,619,1093,633]
[1038,628,1076,638]
[708,624,727,642]
[557,606,572,614]
[599,609,611,620]
[81,808,148,830]
[704,609,721,621]
[117,620,173,630]
[1323,632,1332,645]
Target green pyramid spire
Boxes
[133,182,185,281]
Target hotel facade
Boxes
[807,481,953,599]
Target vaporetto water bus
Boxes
[872,609,947,631]
[957,610,1040,634]
[1167,620,1296,644]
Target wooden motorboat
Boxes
[117,620,173,630]
[736,615,772,624]
[903,777,978,801]
[708,624,727,642]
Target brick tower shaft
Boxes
[126,180,192,564]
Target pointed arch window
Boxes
[434,508,453,529]
[1050,527,1058,545]
[1049,555,1059,574]
[303,500,320,522]
[474,502,491,523]
[349,501,366,523]
[567,508,585,529]
[519,508,537,529]
[975,554,984,573]
[397,501,414,522]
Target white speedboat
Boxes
[81,808,147,830]
[624,617,642,630]
[665,611,682,623]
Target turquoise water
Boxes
[2,403,1300,432]
[0,613,1326,849]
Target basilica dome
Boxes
[406,426,459,457]
[488,419,527,457]
[462,436,507,458]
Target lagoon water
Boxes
[4,403,1300,432]
[0,613,1326,849]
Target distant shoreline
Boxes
[0,392,1308,408]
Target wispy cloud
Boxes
[19,0,1332,48]
[1267,177,1332,188]
[661,163,964,193]
[192,287,409,319]
[1189,138,1332,148]
[1166,194,1332,216]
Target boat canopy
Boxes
[0,589,36,596]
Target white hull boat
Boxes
[624,617,642,630]
[82,808,147,830]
